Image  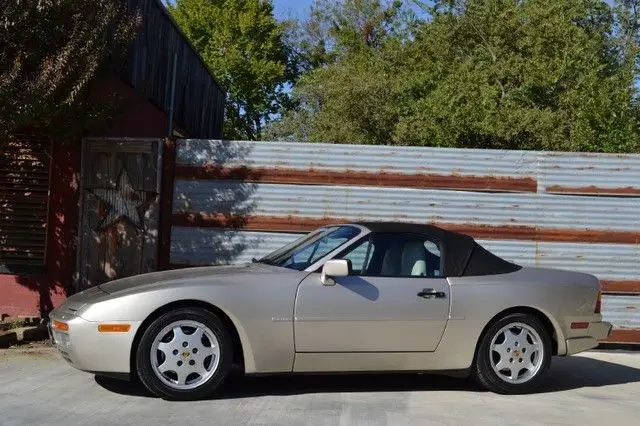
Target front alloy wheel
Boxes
[150,320,221,390]
[136,307,232,400]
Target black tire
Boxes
[473,313,552,395]
[135,307,233,400]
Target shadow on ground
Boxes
[95,354,640,400]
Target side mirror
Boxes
[321,259,350,286]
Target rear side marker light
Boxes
[52,320,69,331]
[595,291,602,314]
[98,324,131,333]
[571,322,589,330]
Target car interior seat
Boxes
[380,244,401,276]
[401,240,428,276]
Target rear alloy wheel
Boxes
[136,307,232,400]
[474,313,552,394]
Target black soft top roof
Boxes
[355,221,521,277]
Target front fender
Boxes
[74,270,305,374]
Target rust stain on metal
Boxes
[172,212,250,229]
[546,185,640,196]
[171,214,640,244]
[602,329,640,344]
[600,281,640,294]
[174,165,538,193]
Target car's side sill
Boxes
[565,337,599,356]
[245,369,471,379]
[293,352,464,373]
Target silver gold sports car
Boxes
[49,222,611,400]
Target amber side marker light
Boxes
[98,324,131,333]
[52,320,69,332]
[570,322,589,330]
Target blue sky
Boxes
[165,0,314,20]
[272,0,617,20]
[173,1,617,21]
[272,0,314,20]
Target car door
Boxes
[294,232,450,353]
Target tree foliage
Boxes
[270,0,640,153]
[169,0,296,140]
[0,0,138,140]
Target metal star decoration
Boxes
[90,168,150,230]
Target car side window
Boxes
[275,226,361,270]
[337,233,442,278]
[339,237,375,275]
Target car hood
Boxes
[97,263,281,295]
[54,263,298,317]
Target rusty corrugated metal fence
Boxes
[170,140,640,344]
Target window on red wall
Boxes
[0,138,52,274]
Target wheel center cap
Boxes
[182,351,190,358]
[513,349,520,357]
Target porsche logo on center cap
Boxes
[182,351,190,358]
[513,350,520,357]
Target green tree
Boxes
[0,0,138,140]
[296,0,407,69]
[169,0,296,140]
[267,0,414,143]
[396,0,639,152]
[272,0,640,153]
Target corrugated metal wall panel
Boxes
[479,241,640,280]
[170,231,638,282]
[539,152,640,196]
[601,295,640,329]
[170,228,300,265]
[173,181,640,232]
[171,140,640,341]
[176,140,537,178]
[532,243,640,280]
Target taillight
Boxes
[594,291,602,314]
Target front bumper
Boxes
[49,309,141,374]
[565,321,613,355]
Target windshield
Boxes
[259,226,361,270]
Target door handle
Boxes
[417,288,446,299]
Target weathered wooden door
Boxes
[76,139,162,290]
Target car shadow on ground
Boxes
[94,353,640,400]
